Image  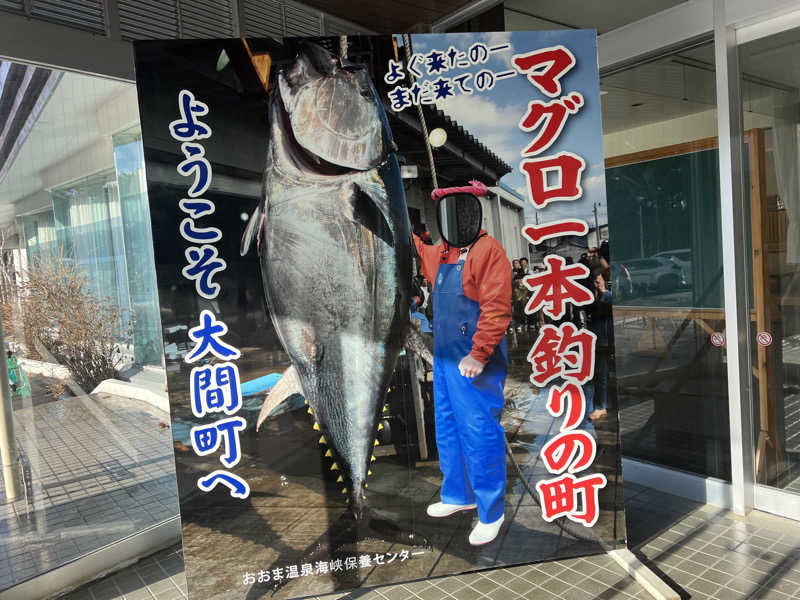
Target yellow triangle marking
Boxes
[368,470,372,476]
[331,462,339,471]
[318,436,326,445]
[370,455,376,462]
[377,423,384,431]
[336,475,343,483]
[342,488,347,494]
[313,422,320,431]
[325,449,333,457]
[374,439,380,446]
[307,407,314,415]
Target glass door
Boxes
[739,26,800,501]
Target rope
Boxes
[402,33,438,190]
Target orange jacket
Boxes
[413,232,512,364]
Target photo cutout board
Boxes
[133,29,625,600]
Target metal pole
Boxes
[594,201,600,247]
[0,317,20,502]
[714,0,755,515]
[639,202,645,257]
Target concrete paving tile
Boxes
[689,550,724,567]
[149,591,184,600]
[700,568,734,587]
[125,589,156,600]
[522,587,558,600]
[446,585,484,600]
[146,579,179,594]
[778,567,800,586]
[469,576,501,595]
[540,562,568,577]
[685,576,720,598]
[723,576,758,595]
[484,568,517,584]
[380,586,419,600]
[536,577,572,595]
[664,565,699,588]
[486,587,521,600]
[429,576,466,594]
[750,558,783,574]
[737,567,772,586]
[753,587,793,600]
[88,583,123,600]
[589,566,629,588]
[673,559,708,577]
[759,575,799,597]
[515,567,552,587]
[416,585,449,600]
[558,586,596,600]
[712,586,743,600]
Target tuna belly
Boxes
[260,189,402,496]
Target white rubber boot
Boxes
[468,515,505,545]
[426,502,477,518]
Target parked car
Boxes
[610,262,634,300]
[654,248,693,285]
[625,256,687,294]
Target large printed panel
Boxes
[133,30,624,599]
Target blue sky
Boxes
[406,30,607,227]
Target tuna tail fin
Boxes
[404,321,433,367]
[256,364,302,431]
[240,204,263,256]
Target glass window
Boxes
[601,43,732,480]
[0,61,176,592]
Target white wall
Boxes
[604,108,775,158]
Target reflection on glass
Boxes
[740,28,800,491]
[52,169,132,333]
[0,60,176,592]
[113,127,163,365]
[602,43,732,480]
[22,211,57,263]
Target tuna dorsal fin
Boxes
[257,364,303,431]
[240,204,262,256]
[404,321,433,367]
[352,183,393,247]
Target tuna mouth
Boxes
[277,93,352,177]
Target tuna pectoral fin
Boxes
[404,321,433,367]
[352,183,393,247]
[240,204,262,256]
[256,365,302,431]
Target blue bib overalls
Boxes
[432,244,508,524]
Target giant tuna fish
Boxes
[242,43,424,528]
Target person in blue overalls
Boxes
[413,181,512,545]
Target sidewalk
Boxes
[60,481,800,600]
